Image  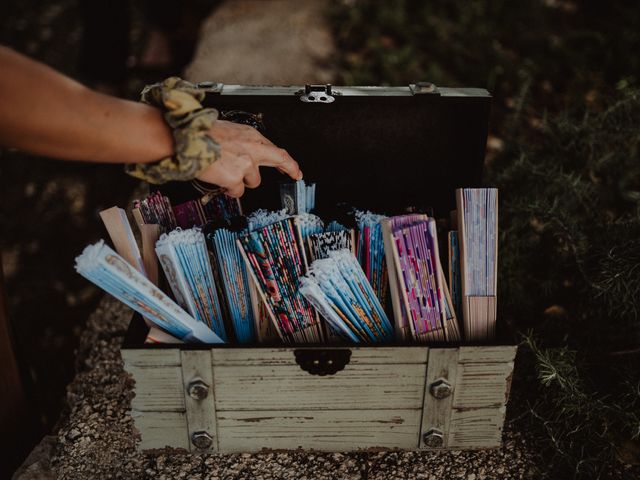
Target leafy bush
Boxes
[331,0,640,125]
[495,89,640,479]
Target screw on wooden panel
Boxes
[423,428,444,448]
[191,431,213,450]
[187,379,210,400]
[429,378,453,399]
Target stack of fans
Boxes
[76,179,498,344]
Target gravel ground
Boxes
[14,295,538,480]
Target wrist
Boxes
[85,88,175,165]
[133,103,175,164]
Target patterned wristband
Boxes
[125,77,220,185]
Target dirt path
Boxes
[184,0,335,84]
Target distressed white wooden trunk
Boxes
[121,343,516,452]
[117,83,506,453]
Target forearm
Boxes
[0,46,173,164]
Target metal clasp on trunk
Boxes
[410,82,440,95]
[294,349,351,375]
[196,81,224,93]
[299,84,336,103]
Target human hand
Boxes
[196,120,302,198]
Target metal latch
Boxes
[294,348,351,375]
[196,81,224,94]
[299,84,336,103]
[409,82,440,95]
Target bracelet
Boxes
[125,77,220,185]
[191,178,225,205]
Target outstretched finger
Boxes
[250,144,302,180]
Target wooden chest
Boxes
[121,82,517,452]
[122,317,515,452]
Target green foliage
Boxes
[524,333,640,479]
[492,88,640,478]
[331,0,640,121]
[493,90,640,350]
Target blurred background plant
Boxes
[498,93,640,479]
[331,0,640,478]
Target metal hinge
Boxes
[196,81,224,94]
[298,84,336,103]
[410,82,440,95]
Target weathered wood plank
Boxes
[420,348,458,448]
[122,345,514,366]
[213,363,427,411]
[121,348,181,367]
[125,344,515,451]
[211,347,428,366]
[132,411,189,450]
[126,366,185,411]
[448,406,506,449]
[217,409,422,451]
[457,346,517,364]
[453,362,514,409]
[181,350,218,452]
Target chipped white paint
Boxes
[126,365,185,412]
[121,348,181,367]
[122,344,517,452]
[211,347,428,366]
[453,362,514,408]
[458,345,517,364]
[213,362,427,411]
[131,411,189,450]
[217,409,422,451]
[449,406,507,449]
